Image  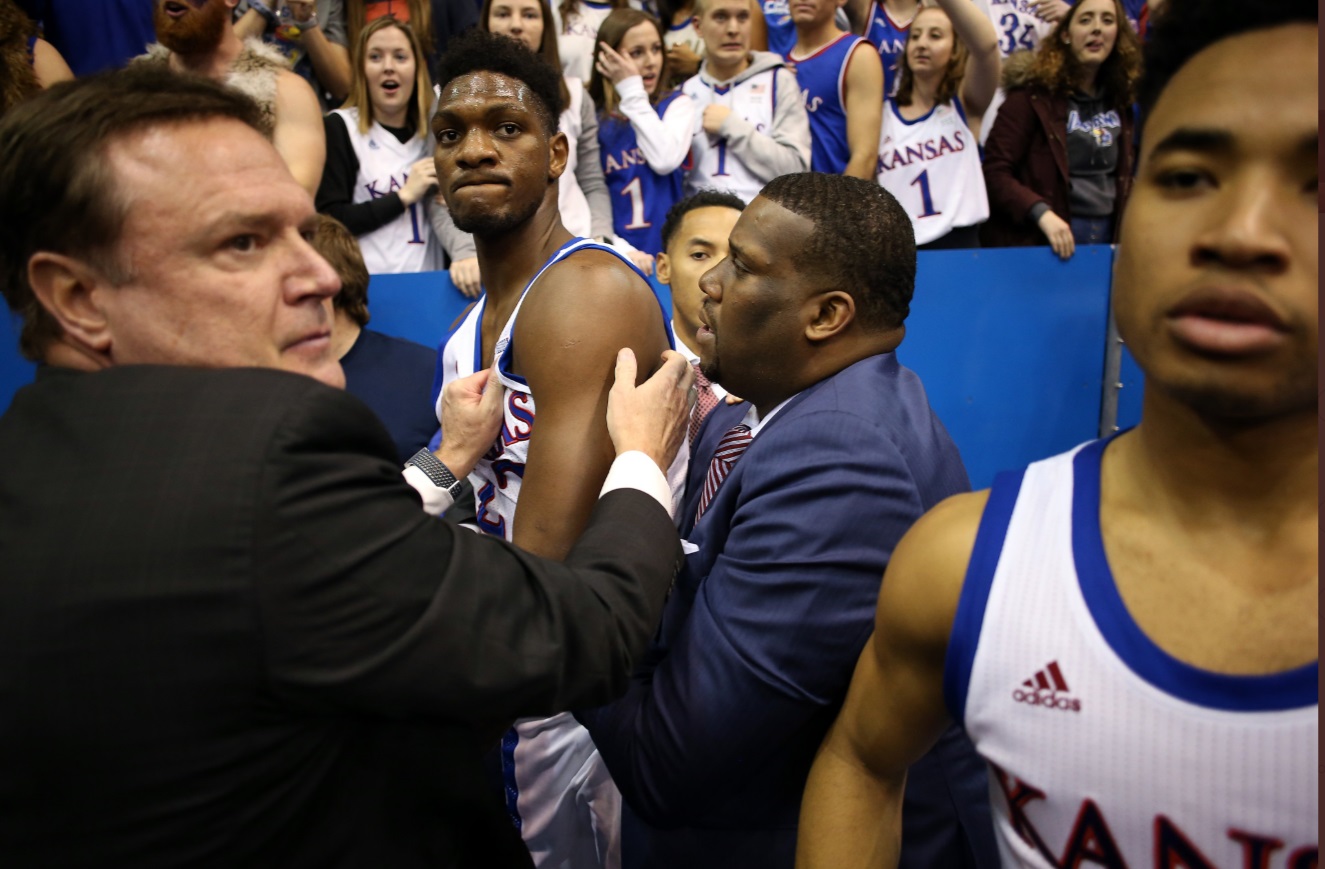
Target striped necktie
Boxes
[688,363,719,446]
[694,423,752,525]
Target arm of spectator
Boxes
[843,0,871,35]
[718,66,811,179]
[575,90,617,240]
[938,0,1000,138]
[842,40,884,179]
[981,89,1056,231]
[665,41,702,82]
[579,412,928,826]
[797,491,985,868]
[506,250,672,560]
[619,80,696,173]
[749,0,769,51]
[1030,0,1071,23]
[31,37,73,88]
[273,69,328,195]
[298,11,352,101]
[233,6,268,40]
[317,112,408,235]
[429,203,483,296]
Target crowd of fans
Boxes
[4,0,1154,284]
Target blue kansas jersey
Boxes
[598,89,687,255]
[790,33,867,174]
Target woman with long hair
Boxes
[316,16,443,274]
[590,8,695,259]
[874,0,999,249]
[981,0,1140,258]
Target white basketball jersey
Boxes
[683,66,782,203]
[330,107,444,274]
[876,97,988,244]
[948,439,1319,869]
[437,238,686,868]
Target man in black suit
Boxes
[0,66,693,867]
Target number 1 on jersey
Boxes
[620,177,651,230]
[910,169,941,218]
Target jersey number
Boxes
[476,458,526,538]
[910,169,941,218]
[999,13,1037,54]
[407,202,425,245]
[713,139,731,177]
[620,177,652,230]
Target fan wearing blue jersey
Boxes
[801,2,1319,866]
[788,0,882,177]
[682,0,810,202]
[876,0,999,248]
[432,29,683,869]
[844,0,914,97]
[590,8,697,257]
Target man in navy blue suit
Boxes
[579,172,995,868]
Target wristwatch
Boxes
[405,449,466,498]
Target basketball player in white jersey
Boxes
[430,29,680,869]
[681,0,811,202]
[797,2,1318,866]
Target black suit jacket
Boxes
[0,365,681,867]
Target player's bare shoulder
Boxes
[877,489,991,651]
[515,248,668,368]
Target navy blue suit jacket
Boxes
[580,352,993,868]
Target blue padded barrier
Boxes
[0,246,1136,489]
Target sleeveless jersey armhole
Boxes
[942,468,1026,725]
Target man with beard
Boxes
[431,29,684,869]
[137,0,325,193]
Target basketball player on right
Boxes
[798,1,1318,866]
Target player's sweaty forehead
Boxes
[437,71,537,113]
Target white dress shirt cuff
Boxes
[403,464,456,516]
[601,450,674,520]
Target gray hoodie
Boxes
[683,50,811,200]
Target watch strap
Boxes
[405,449,462,495]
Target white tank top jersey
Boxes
[329,107,444,274]
[682,66,782,203]
[876,97,988,245]
[946,438,1319,869]
[436,238,686,868]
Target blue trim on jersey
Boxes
[668,19,690,31]
[501,728,523,831]
[943,468,1026,724]
[887,97,938,127]
[496,239,675,386]
[1071,436,1319,712]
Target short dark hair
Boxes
[659,190,746,253]
[1139,0,1317,117]
[0,66,268,360]
[759,173,915,331]
[433,28,563,135]
[311,215,371,327]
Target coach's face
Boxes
[696,196,818,410]
[87,118,343,386]
[1112,24,1317,421]
[432,71,568,236]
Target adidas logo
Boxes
[1011,660,1081,712]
